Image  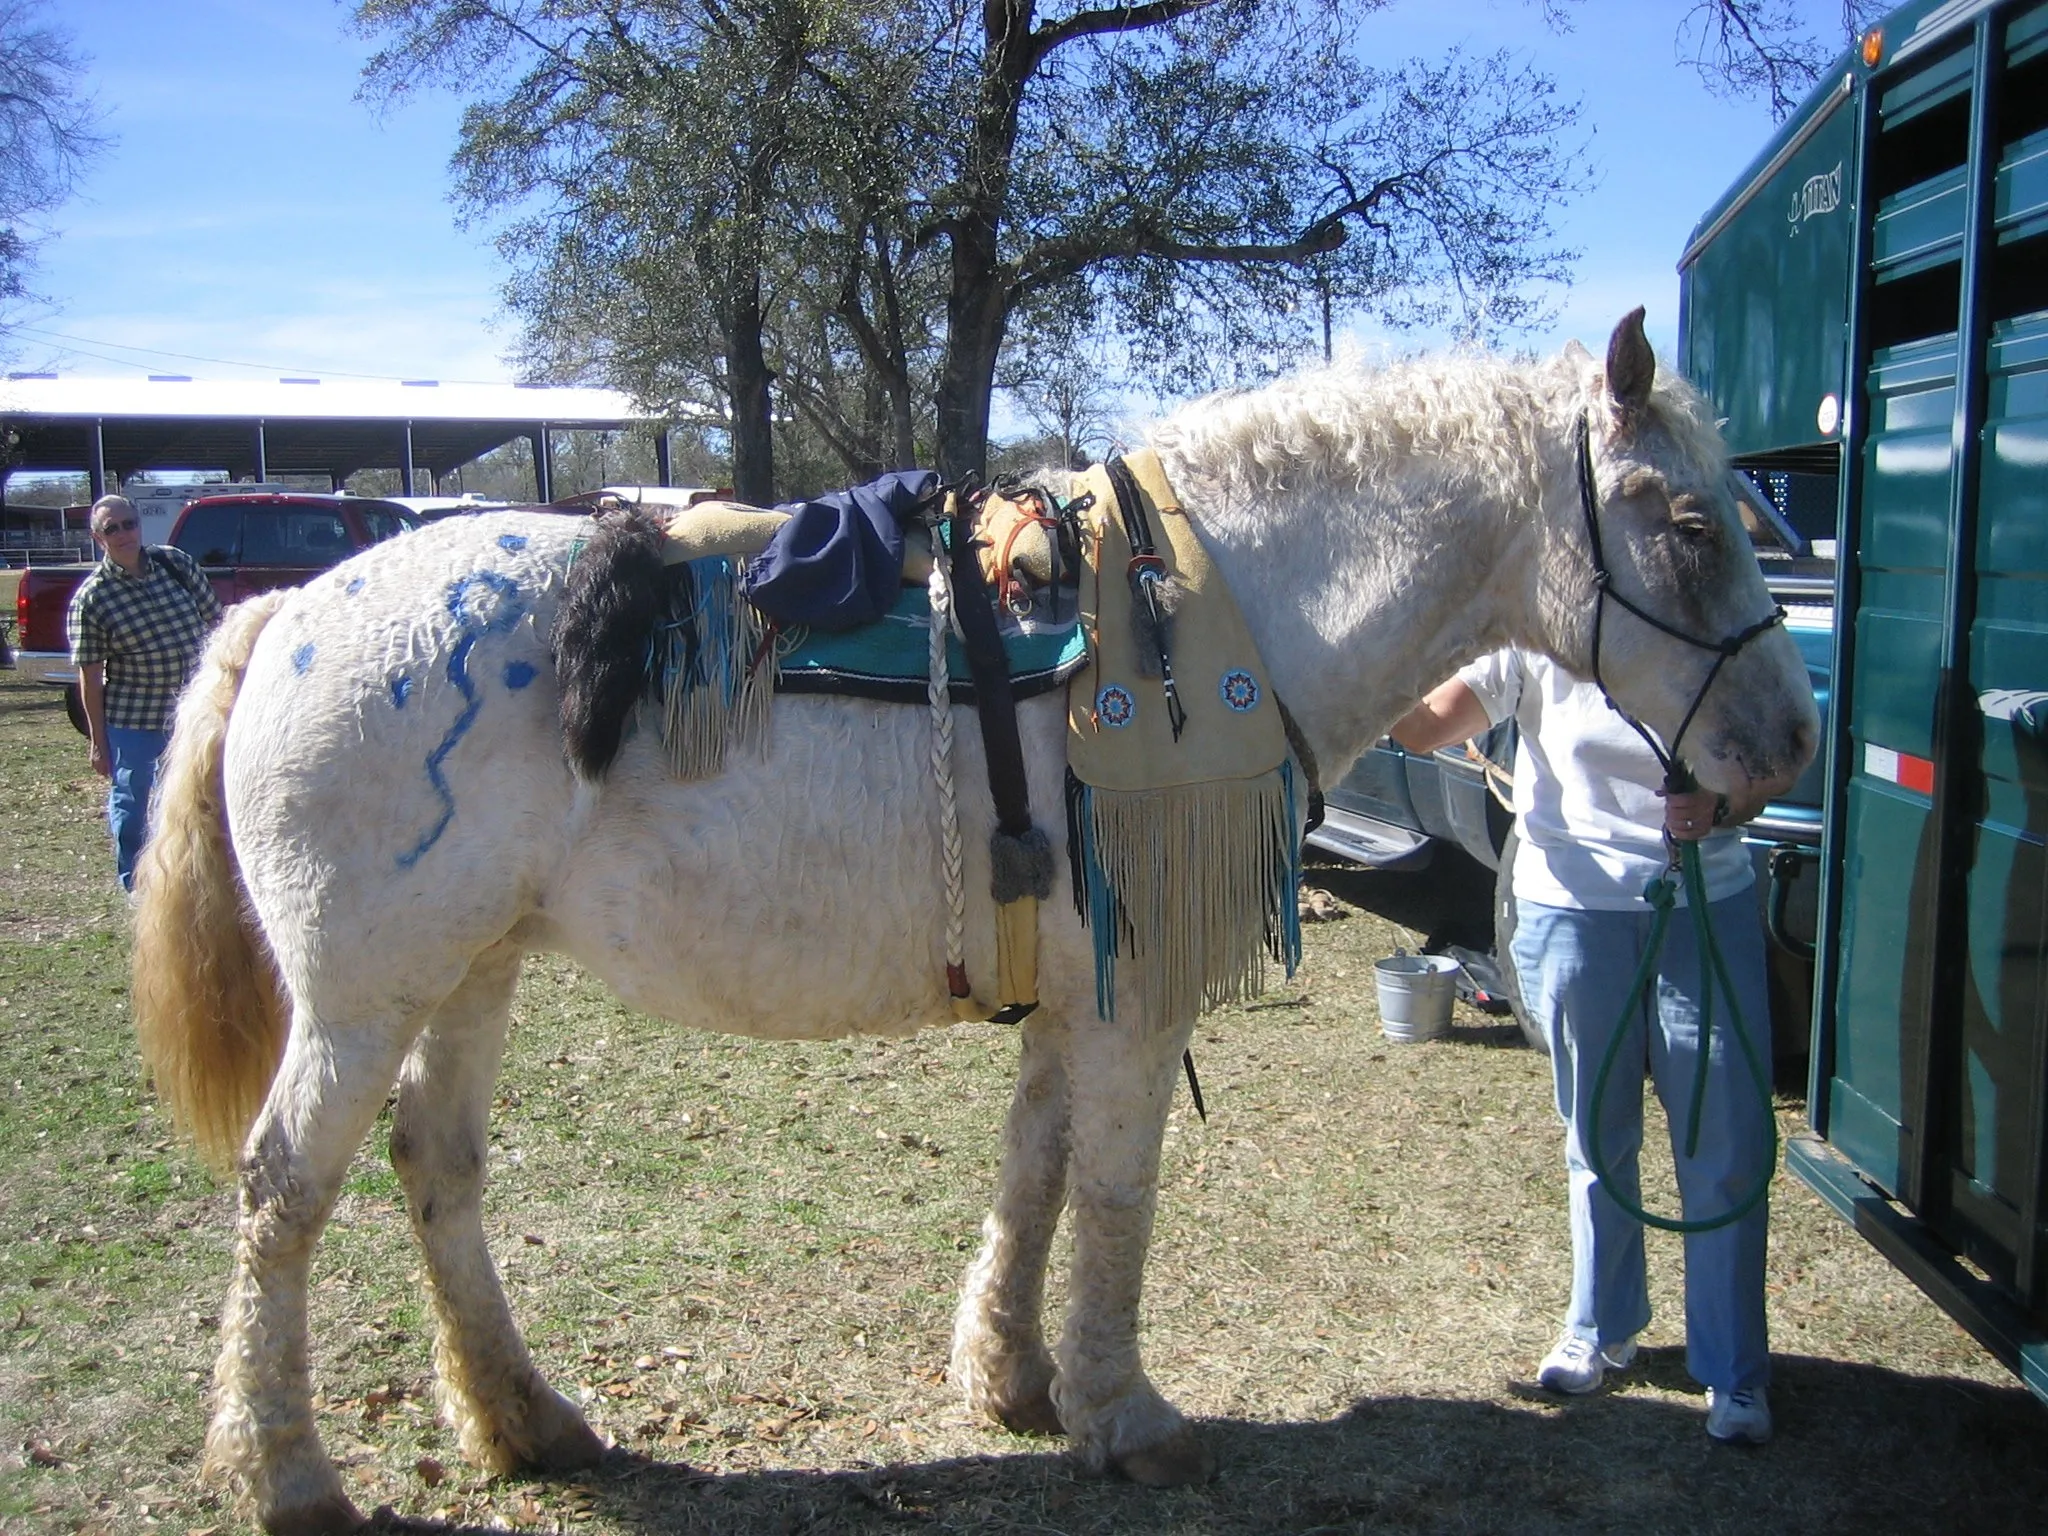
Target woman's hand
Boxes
[1659,787,1725,842]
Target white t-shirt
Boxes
[1457,649,1754,912]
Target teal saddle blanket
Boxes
[776,583,1088,705]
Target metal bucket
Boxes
[1373,953,1460,1042]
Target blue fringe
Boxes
[651,556,745,709]
[1070,777,1123,1022]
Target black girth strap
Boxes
[947,498,1034,841]
[946,494,1040,1026]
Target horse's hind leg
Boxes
[953,1011,1070,1435]
[1053,1016,1213,1486]
[388,942,605,1476]
[207,1010,417,1536]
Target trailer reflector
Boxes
[1864,742,1935,794]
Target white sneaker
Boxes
[1536,1333,1637,1395]
[1706,1385,1772,1444]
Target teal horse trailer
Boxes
[1680,0,2048,1403]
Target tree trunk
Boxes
[935,1,1034,482]
[872,226,918,469]
[935,276,1008,481]
[721,1,806,503]
[829,218,922,472]
[723,277,776,504]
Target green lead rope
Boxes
[1582,826,1779,1235]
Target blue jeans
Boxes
[106,726,169,892]
[1510,892,1774,1393]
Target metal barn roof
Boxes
[0,375,685,499]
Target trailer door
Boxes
[1816,3,2048,1383]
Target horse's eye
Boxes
[1670,498,1715,539]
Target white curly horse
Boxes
[133,312,1816,1534]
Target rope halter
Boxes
[1574,413,1786,789]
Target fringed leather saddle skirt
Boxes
[1060,451,1301,1031]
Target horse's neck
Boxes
[1164,449,1558,783]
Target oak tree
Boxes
[359,1,1878,489]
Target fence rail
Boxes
[1,545,91,568]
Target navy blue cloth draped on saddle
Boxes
[744,469,940,630]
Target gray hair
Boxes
[90,494,136,532]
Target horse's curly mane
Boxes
[1148,349,1729,509]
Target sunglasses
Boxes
[96,519,140,534]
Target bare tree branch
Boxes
[0,0,109,326]
[1678,0,1885,121]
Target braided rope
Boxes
[927,556,967,982]
[1464,737,1516,812]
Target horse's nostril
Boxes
[1792,717,1818,766]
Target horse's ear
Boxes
[1605,307,1655,416]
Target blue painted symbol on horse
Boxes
[397,569,527,869]
[292,643,316,675]
[391,675,413,710]
[498,533,528,553]
[345,576,366,596]
[504,660,536,691]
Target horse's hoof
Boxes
[1114,1426,1215,1487]
[523,1387,609,1472]
[261,1492,366,1536]
[992,1386,1064,1437]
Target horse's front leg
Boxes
[388,942,605,1476]
[953,1010,1071,1435]
[1054,1013,1214,1485]
[207,1010,416,1536]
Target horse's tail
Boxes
[553,507,671,780]
[132,591,293,1176]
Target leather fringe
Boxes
[655,555,775,780]
[1067,761,1303,1030]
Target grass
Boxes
[1,663,2043,1534]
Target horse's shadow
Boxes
[362,1352,2046,1535]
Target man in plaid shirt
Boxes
[68,494,222,890]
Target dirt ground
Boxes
[1,663,2043,1535]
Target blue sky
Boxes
[11,0,1857,397]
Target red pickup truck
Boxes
[16,492,419,730]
